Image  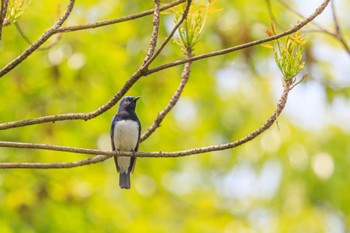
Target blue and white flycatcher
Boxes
[110,96,141,189]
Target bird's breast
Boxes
[113,120,139,151]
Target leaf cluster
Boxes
[4,0,31,25]
[264,22,308,87]
[170,0,219,53]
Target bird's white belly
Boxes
[113,120,139,173]
[113,120,139,151]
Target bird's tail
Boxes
[119,172,131,189]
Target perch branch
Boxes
[0,79,293,168]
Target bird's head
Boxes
[119,96,140,112]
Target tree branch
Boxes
[0,0,329,131]
[55,0,185,33]
[0,155,110,169]
[147,0,331,75]
[278,0,349,56]
[0,0,75,78]
[0,0,185,79]
[0,78,292,168]
[15,22,62,50]
[0,0,193,131]
[0,0,9,40]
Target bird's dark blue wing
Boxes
[134,118,141,152]
[110,114,122,151]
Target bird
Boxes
[110,96,141,189]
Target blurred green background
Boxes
[1,0,350,232]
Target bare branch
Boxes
[0,141,109,155]
[56,0,185,33]
[141,47,193,142]
[147,0,331,75]
[0,78,293,168]
[0,155,109,169]
[0,0,329,131]
[0,0,185,78]
[0,0,75,78]
[0,0,193,131]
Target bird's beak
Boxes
[133,96,140,102]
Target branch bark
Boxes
[0,0,192,131]
[147,0,331,75]
[0,79,293,168]
[0,0,329,131]
[0,0,186,78]
[279,0,349,56]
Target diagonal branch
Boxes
[56,0,185,33]
[141,46,193,142]
[142,0,192,69]
[0,0,185,78]
[0,79,293,168]
[0,155,110,169]
[279,0,349,56]
[147,0,331,75]
[0,0,329,131]
[15,22,62,50]
[0,0,75,78]
[0,0,193,131]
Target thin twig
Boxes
[141,46,193,142]
[0,79,293,168]
[0,0,330,131]
[0,0,75,78]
